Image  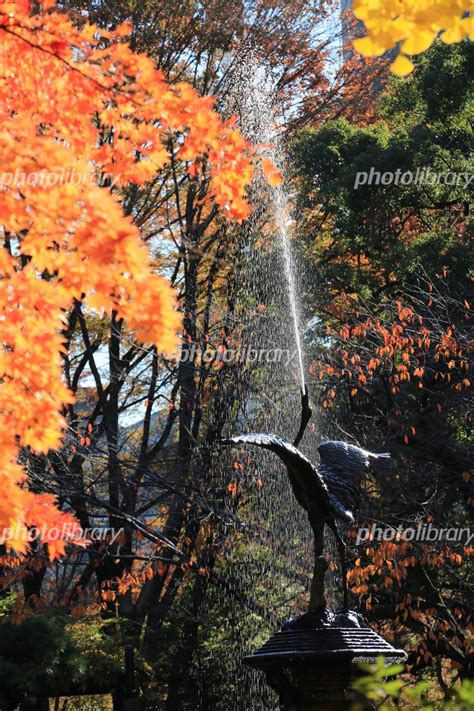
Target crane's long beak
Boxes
[293,385,313,447]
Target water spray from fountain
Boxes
[245,61,307,397]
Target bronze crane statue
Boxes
[219,388,389,614]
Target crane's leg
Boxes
[328,521,349,612]
[308,515,328,613]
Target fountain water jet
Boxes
[271,174,306,392]
[234,59,307,392]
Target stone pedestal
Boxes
[243,611,406,711]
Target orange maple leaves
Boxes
[0,1,258,556]
[317,293,469,414]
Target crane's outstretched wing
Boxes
[220,433,314,471]
[219,434,354,523]
[317,440,390,519]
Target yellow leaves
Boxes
[390,54,415,77]
[353,0,474,75]
[442,19,467,45]
[353,37,386,57]
[401,30,437,56]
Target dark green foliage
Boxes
[0,614,126,709]
[352,659,474,710]
[291,40,473,307]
